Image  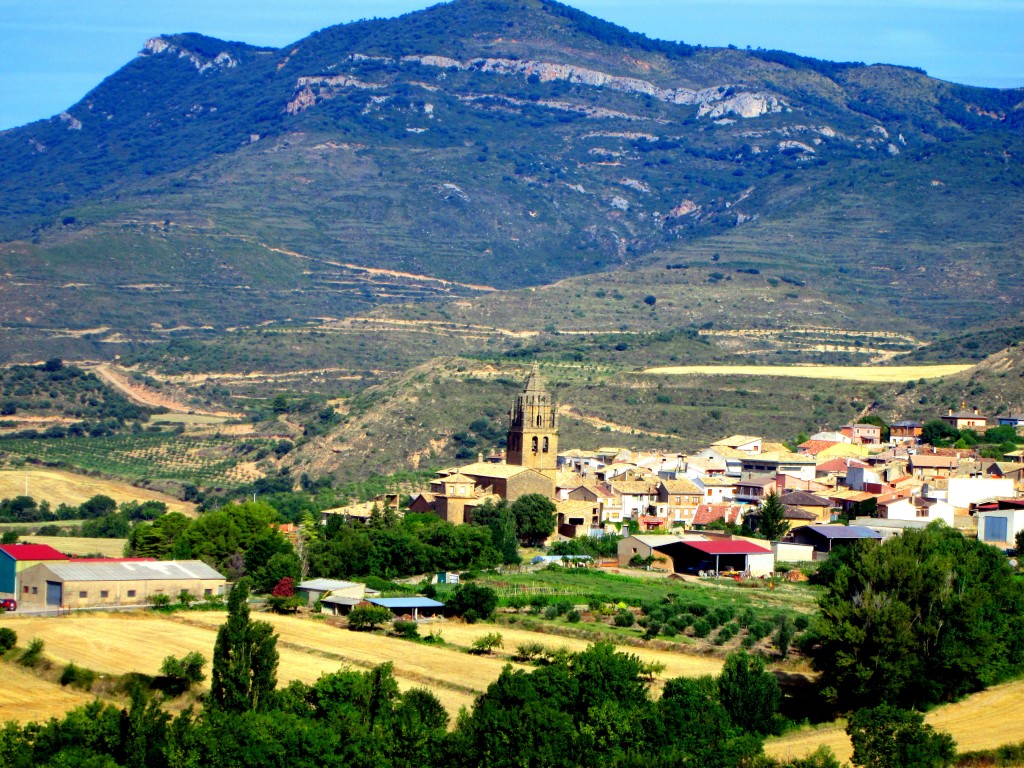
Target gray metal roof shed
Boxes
[45,560,224,581]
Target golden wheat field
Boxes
[642,364,972,381]
[0,661,96,723]
[0,468,197,515]
[18,536,128,557]
[764,678,1024,764]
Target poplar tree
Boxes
[210,578,279,712]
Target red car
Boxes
[0,598,16,612]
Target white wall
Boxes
[772,542,816,563]
[746,552,776,577]
[846,466,880,491]
[946,478,1014,510]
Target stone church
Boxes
[417,366,558,525]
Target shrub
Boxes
[543,605,559,620]
[158,651,207,694]
[392,620,420,640]
[60,662,96,690]
[347,605,393,631]
[150,594,172,610]
[565,609,581,623]
[0,627,16,652]
[613,609,635,628]
[692,618,711,638]
[644,621,662,640]
[793,614,810,631]
[470,633,504,655]
[19,637,44,667]
[514,642,546,661]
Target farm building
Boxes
[296,578,372,607]
[366,597,446,620]
[788,524,883,557]
[617,534,705,571]
[673,540,775,577]
[0,543,68,597]
[18,560,226,608]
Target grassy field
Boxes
[764,678,1024,764]
[0,468,196,514]
[642,364,973,381]
[18,536,128,558]
[0,660,96,724]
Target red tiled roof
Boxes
[0,543,69,561]
[798,440,840,455]
[693,503,744,526]
[816,457,869,473]
[684,540,772,555]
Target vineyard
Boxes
[0,434,271,488]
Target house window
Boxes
[79,591,88,598]
[204,589,212,596]
[31,587,37,594]
[23,586,28,594]
[127,589,136,598]
[100,590,109,598]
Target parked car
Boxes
[0,598,16,612]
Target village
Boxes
[310,367,1024,581]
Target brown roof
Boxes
[783,506,819,520]
[610,480,658,495]
[780,490,832,507]
[659,478,701,494]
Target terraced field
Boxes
[642,364,973,381]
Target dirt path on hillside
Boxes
[558,405,676,439]
[87,364,239,417]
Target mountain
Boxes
[1,0,1022,360]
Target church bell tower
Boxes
[506,365,559,478]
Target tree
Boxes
[210,578,278,713]
[847,704,956,768]
[510,494,556,546]
[347,604,393,631]
[446,583,499,622]
[717,650,782,735]
[159,651,207,695]
[756,491,790,542]
[921,419,959,446]
[470,632,504,654]
[812,524,1024,711]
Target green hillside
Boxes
[0,0,1021,358]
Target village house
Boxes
[877,495,955,525]
[741,451,817,482]
[778,490,834,525]
[997,412,1024,428]
[940,407,988,431]
[692,474,738,503]
[890,420,924,443]
[656,478,703,528]
[907,454,959,481]
[840,423,882,445]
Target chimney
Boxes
[948,408,953,416]
[478,452,484,464]
[973,408,979,416]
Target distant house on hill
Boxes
[940,408,987,430]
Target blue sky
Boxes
[1,0,1021,131]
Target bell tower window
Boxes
[532,436,539,453]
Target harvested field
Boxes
[20,536,128,558]
[181,612,514,709]
[0,468,196,514]
[643,364,972,381]
[0,661,95,723]
[438,622,724,679]
[764,678,1024,764]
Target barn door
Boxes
[45,581,62,606]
